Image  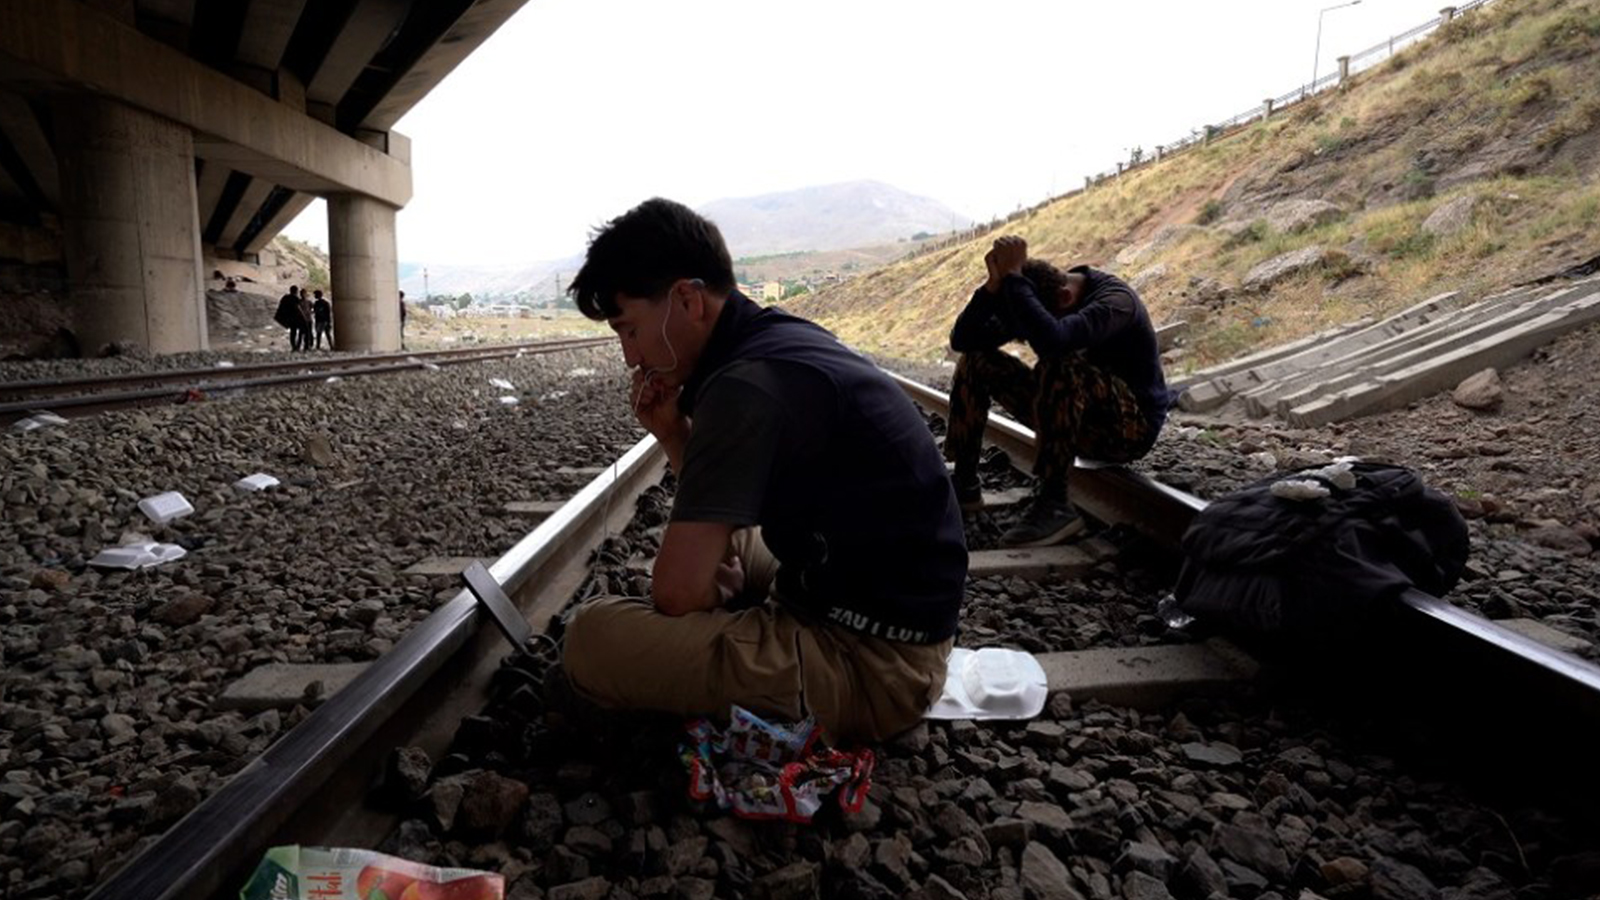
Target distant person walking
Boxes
[296,290,315,353]
[275,285,304,351]
[312,290,333,349]
[399,290,408,350]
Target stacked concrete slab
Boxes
[1175,275,1600,426]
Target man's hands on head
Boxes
[992,235,1028,278]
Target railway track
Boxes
[0,338,611,423]
[79,372,1600,900]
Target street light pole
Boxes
[1312,0,1361,90]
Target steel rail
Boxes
[0,337,610,400]
[887,370,1600,710]
[85,368,1600,900]
[0,338,612,422]
[87,436,667,900]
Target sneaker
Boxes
[1000,496,1085,547]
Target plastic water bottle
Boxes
[1157,594,1195,630]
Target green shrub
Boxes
[1196,199,1225,225]
[1314,133,1347,155]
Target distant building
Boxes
[483,304,529,318]
[428,305,456,319]
[762,282,783,303]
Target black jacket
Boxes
[274,294,303,328]
[678,292,967,644]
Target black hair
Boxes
[1021,258,1068,302]
[568,198,736,320]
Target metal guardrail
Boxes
[898,0,1499,264]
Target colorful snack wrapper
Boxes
[238,845,503,900]
[682,705,875,823]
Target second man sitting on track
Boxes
[946,235,1174,547]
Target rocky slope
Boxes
[790,0,1600,370]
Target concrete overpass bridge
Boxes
[0,0,530,355]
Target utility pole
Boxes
[423,267,430,305]
[1313,1,1362,91]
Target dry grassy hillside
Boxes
[790,0,1600,369]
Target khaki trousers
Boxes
[561,528,952,745]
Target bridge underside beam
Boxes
[0,1,411,208]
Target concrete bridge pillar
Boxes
[328,194,400,352]
[1338,55,1352,85]
[54,96,206,355]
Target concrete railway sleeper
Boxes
[63,372,1600,900]
[0,338,612,424]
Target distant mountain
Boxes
[398,180,971,299]
[398,255,581,304]
[701,181,972,255]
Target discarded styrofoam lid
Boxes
[925,647,1048,721]
[215,360,235,368]
[138,491,195,525]
[88,541,187,569]
[489,377,515,390]
[423,362,441,371]
[325,376,342,383]
[233,473,281,492]
[566,367,597,378]
[10,411,68,433]
[498,395,520,406]
[539,391,569,402]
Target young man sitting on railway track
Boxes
[946,235,1173,547]
[558,197,968,745]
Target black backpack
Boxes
[1172,462,1469,637]
[274,295,298,328]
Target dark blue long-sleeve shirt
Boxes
[949,266,1173,438]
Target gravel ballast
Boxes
[364,475,1600,900]
[0,347,641,899]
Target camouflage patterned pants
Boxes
[945,349,1154,491]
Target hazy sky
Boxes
[283,0,1467,266]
